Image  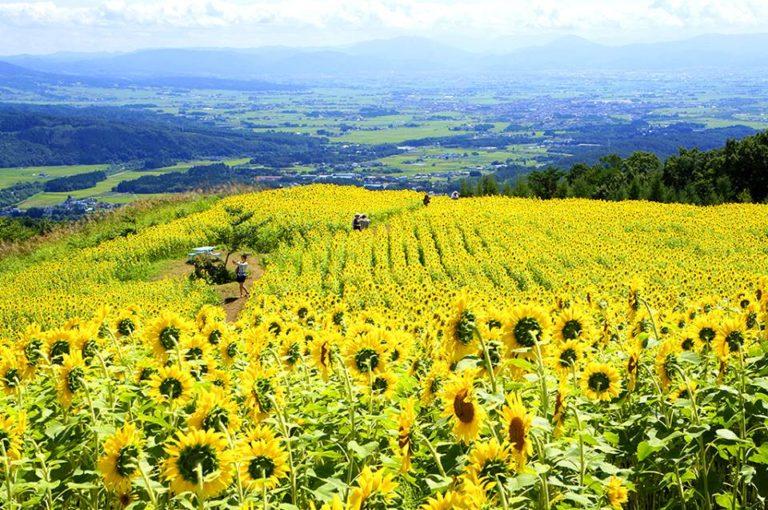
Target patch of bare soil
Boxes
[153,253,264,323]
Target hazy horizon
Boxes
[1,0,767,55]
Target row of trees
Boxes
[460,131,768,205]
[44,171,107,192]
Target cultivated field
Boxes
[1,186,767,509]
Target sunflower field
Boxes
[1,185,768,509]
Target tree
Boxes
[527,167,563,199]
[459,179,474,197]
[624,152,661,179]
[212,206,257,266]
[478,175,499,196]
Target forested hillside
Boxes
[0,104,398,168]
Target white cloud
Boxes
[1,0,767,52]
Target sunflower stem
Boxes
[639,297,661,344]
[270,396,298,507]
[415,430,447,478]
[532,434,550,510]
[334,350,358,442]
[105,329,125,366]
[31,439,55,510]
[674,463,687,510]
[95,351,116,421]
[733,352,748,509]
[262,480,269,510]
[474,327,498,394]
[223,427,245,504]
[671,364,711,509]
[570,365,586,487]
[0,441,15,510]
[137,461,158,508]
[196,463,205,510]
[495,474,510,510]
[533,338,549,418]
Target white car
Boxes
[187,246,222,262]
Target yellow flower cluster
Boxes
[0,186,766,509]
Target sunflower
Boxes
[393,398,416,473]
[219,334,242,367]
[552,384,569,435]
[421,361,449,405]
[328,303,348,331]
[309,333,336,381]
[714,317,749,360]
[74,325,101,364]
[279,331,305,371]
[676,328,701,353]
[144,312,191,361]
[460,473,489,509]
[626,347,640,392]
[262,314,287,340]
[97,423,142,494]
[134,360,158,384]
[550,340,584,377]
[0,347,23,395]
[420,490,468,510]
[741,302,760,331]
[18,323,45,377]
[654,341,680,391]
[320,495,345,510]
[347,466,398,510]
[56,352,86,408]
[293,299,314,324]
[386,330,414,366]
[553,307,594,343]
[500,393,533,469]
[692,315,718,347]
[45,329,74,366]
[113,308,141,339]
[188,387,241,434]
[242,424,278,444]
[503,305,550,354]
[444,293,480,361]
[147,365,194,408]
[467,439,513,489]
[441,370,486,443]
[241,364,284,421]
[181,335,213,380]
[205,367,232,392]
[368,372,397,400]
[344,329,389,379]
[0,411,26,463]
[236,436,289,490]
[483,308,505,333]
[195,304,226,331]
[201,321,229,347]
[163,429,234,498]
[669,380,697,403]
[581,363,621,402]
[627,277,644,319]
[607,475,629,509]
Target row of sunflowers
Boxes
[1,186,768,509]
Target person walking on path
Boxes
[233,254,251,298]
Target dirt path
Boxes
[218,256,264,322]
[152,253,264,323]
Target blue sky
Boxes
[1,0,767,54]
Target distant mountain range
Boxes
[2,33,768,88]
